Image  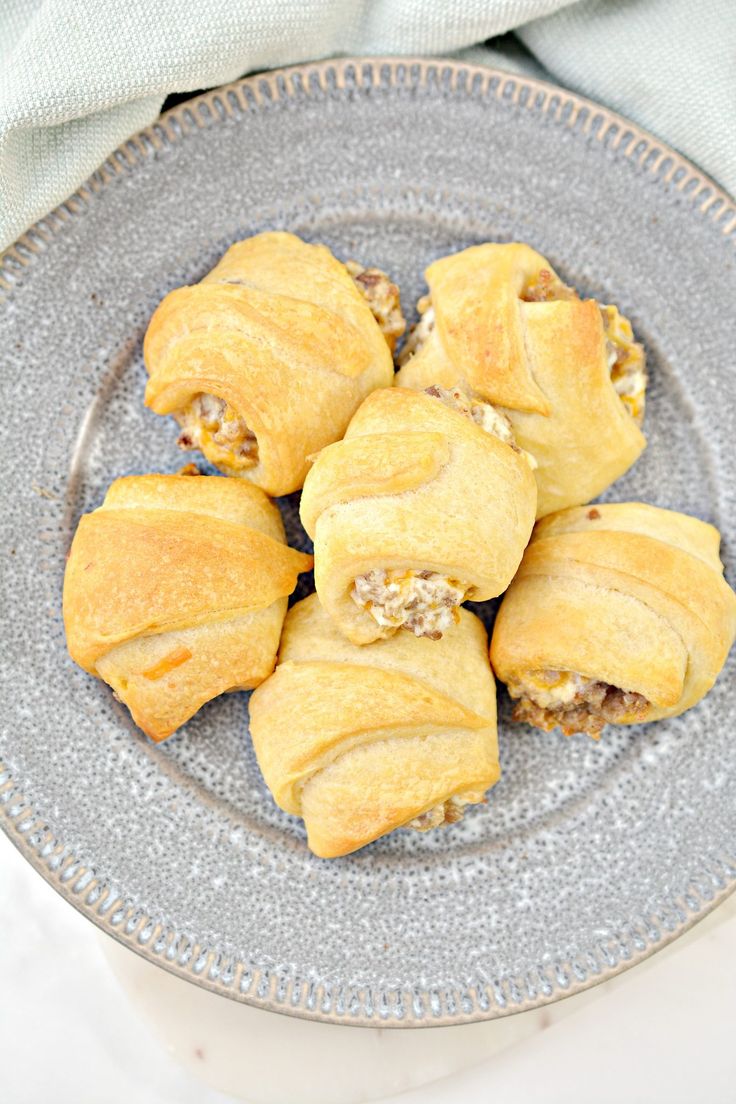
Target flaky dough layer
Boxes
[300,386,537,645]
[63,474,312,740]
[249,595,500,857]
[144,231,397,496]
[491,503,736,731]
[397,242,646,517]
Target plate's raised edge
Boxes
[2,56,736,1026]
[1,55,735,300]
[2,756,735,1027]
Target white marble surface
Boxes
[2,827,736,1104]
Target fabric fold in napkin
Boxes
[0,0,733,249]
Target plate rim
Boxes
[1,55,735,1027]
[2,54,734,294]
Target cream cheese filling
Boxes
[397,297,434,366]
[508,668,650,736]
[406,792,483,832]
[345,260,405,351]
[176,393,257,469]
[351,569,470,640]
[600,303,647,425]
[423,384,537,468]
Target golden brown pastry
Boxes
[396,242,646,517]
[299,385,537,645]
[63,473,312,741]
[249,594,499,858]
[144,231,403,497]
[491,503,736,737]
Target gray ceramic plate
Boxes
[1,58,735,1027]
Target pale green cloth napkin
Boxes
[1,0,733,249]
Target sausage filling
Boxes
[423,383,537,468]
[176,393,258,470]
[397,295,434,366]
[351,569,470,640]
[520,269,578,303]
[406,794,478,832]
[424,383,517,443]
[346,260,406,353]
[508,670,650,737]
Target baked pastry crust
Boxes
[491,503,736,733]
[396,242,647,517]
[300,386,537,645]
[144,231,397,496]
[249,594,500,857]
[63,474,312,741]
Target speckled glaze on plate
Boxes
[1,58,735,1027]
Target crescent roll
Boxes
[299,385,537,645]
[144,231,403,497]
[63,473,312,741]
[396,242,647,517]
[491,503,736,737]
[249,594,500,858]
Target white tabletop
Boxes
[2,827,735,1104]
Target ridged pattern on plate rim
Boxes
[1,57,735,1026]
[1,56,734,298]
